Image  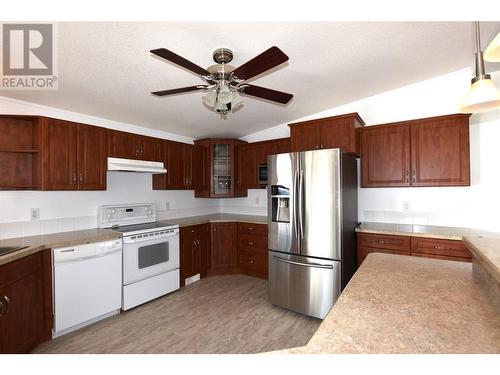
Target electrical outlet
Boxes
[165,201,170,210]
[402,201,410,212]
[31,208,40,220]
[255,197,260,205]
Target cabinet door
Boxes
[320,118,357,154]
[41,118,77,190]
[191,145,207,191]
[290,122,320,152]
[273,137,291,155]
[179,229,193,286]
[361,124,411,187]
[76,124,107,190]
[198,227,211,277]
[165,141,186,189]
[108,130,140,160]
[184,144,193,189]
[0,251,52,354]
[211,223,237,269]
[410,116,470,187]
[238,143,259,189]
[140,136,164,162]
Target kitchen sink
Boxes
[0,246,29,256]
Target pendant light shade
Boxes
[459,22,500,113]
[459,77,500,112]
[484,31,500,62]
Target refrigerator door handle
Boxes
[272,256,333,269]
[298,168,304,240]
[293,170,300,240]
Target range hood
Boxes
[107,157,167,174]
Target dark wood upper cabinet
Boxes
[190,145,208,191]
[108,130,163,161]
[108,130,138,159]
[41,119,107,191]
[140,136,164,162]
[361,114,471,188]
[194,139,247,198]
[289,113,365,155]
[361,123,411,187]
[41,118,78,190]
[211,222,238,270]
[0,250,53,354]
[76,124,107,190]
[410,114,470,187]
[0,115,42,190]
[238,137,290,190]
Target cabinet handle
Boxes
[0,295,10,316]
[72,173,77,184]
[320,144,324,149]
[377,240,387,244]
[412,170,416,183]
[405,170,409,184]
[79,173,84,184]
[248,241,255,245]
[434,245,451,250]
[249,260,254,264]
[248,227,254,230]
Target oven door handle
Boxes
[123,232,179,244]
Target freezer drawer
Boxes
[268,250,341,319]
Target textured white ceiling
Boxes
[2,22,500,138]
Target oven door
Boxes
[122,230,180,285]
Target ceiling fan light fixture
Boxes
[217,85,233,105]
[460,22,500,113]
[202,90,217,108]
[231,91,243,109]
[485,31,500,62]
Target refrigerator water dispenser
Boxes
[271,185,290,223]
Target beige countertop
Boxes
[0,228,122,266]
[355,222,500,241]
[274,253,500,354]
[464,237,500,284]
[163,213,267,227]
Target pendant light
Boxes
[459,22,500,113]
[485,31,500,62]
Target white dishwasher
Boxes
[53,239,122,338]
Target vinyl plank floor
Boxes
[33,274,321,354]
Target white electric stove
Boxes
[98,203,180,310]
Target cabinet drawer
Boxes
[410,238,471,259]
[0,251,42,287]
[238,250,267,278]
[238,233,267,254]
[357,246,410,266]
[238,222,267,236]
[357,233,411,252]
[184,224,210,235]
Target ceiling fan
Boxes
[150,46,293,116]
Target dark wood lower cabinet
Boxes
[210,223,238,272]
[0,250,53,354]
[179,224,210,286]
[237,223,268,279]
[357,232,472,267]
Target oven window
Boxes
[138,242,169,269]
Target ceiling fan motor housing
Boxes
[212,48,233,64]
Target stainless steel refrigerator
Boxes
[267,148,358,319]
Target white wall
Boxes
[226,68,500,233]
[0,96,218,239]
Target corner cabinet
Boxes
[194,139,247,198]
[361,113,471,188]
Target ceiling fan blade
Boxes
[240,84,293,104]
[232,46,289,81]
[151,85,205,96]
[150,48,212,77]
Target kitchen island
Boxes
[274,253,500,353]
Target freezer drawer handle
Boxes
[273,256,333,269]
